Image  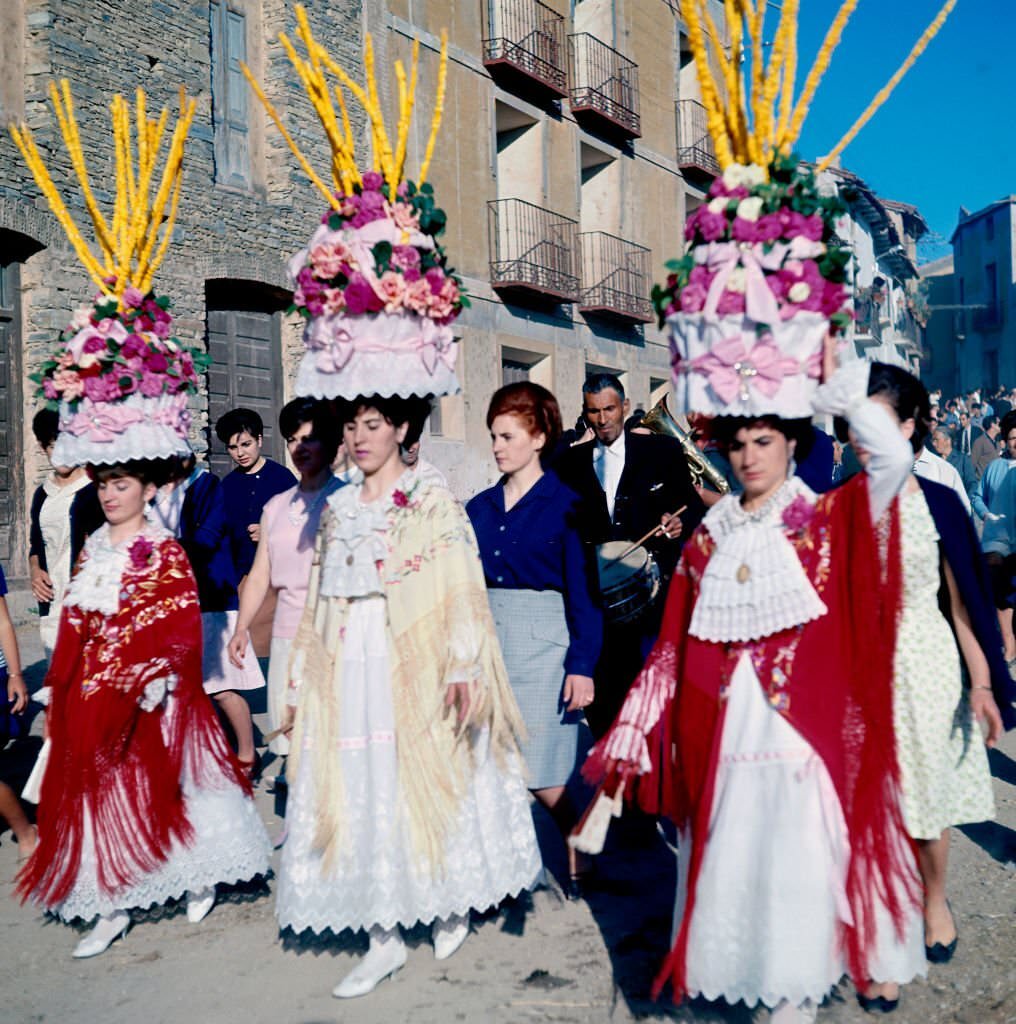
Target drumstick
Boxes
[611,506,688,563]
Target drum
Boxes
[596,541,661,625]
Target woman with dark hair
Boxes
[19,459,271,958]
[859,362,1009,989]
[228,397,344,766]
[277,394,541,999]
[582,349,928,1022]
[466,382,602,895]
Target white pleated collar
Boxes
[689,477,828,643]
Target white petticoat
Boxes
[676,653,925,1008]
[276,597,543,935]
[50,759,272,924]
[201,610,266,694]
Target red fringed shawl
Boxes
[18,536,250,909]
[585,475,918,1000]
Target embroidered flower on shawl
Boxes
[128,535,155,570]
[781,494,815,534]
[392,489,409,508]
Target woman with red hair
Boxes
[467,382,602,896]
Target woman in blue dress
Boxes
[467,382,602,893]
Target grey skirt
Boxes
[487,588,582,790]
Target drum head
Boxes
[597,542,649,588]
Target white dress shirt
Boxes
[913,447,971,515]
[593,432,626,519]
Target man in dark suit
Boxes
[953,409,984,460]
[554,374,704,736]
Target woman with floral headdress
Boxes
[277,394,541,998]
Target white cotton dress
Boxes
[893,488,995,838]
[276,479,543,935]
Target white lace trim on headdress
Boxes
[689,477,827,643]
[318,468,424,599]
[63,523,171,615]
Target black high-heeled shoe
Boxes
[857,992,899,1015]
[925,902,958,964]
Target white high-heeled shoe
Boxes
[432,913,469,961]
[72,910,130,959]
[332,931,407,999]
[186,887,216,924]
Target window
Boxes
[986,215,994,242]
[210,1,251,188]
[502,358,531,385]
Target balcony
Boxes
[578,231,652,323]
[676,99,719,179]
[568,34,641,139]
[488,198,579,303]
[483,0,568,99]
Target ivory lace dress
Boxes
[276,474,542,936]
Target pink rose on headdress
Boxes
[779,209,824,242]
[715,289,746,316]
[755,213,783,244]
[344,272,383,316]
[122,286,145,309]
[323,287,346,316]
[390,245,420,273]
[695,208,729,242]
[360,171,384,192]
[145,351,169,373]
[53,369,84,400]
[391,202,420,232]
[82,335,106,355]
[731,217,760,243]
[43,379,58,400]
[309,244,342,280]
[679,281,709,313]
[404,277,432,315]
[121,335,148,360]
[375,271,405,312]
[83,374,121,402]
[139,373,165,397]
[152,319,171,339]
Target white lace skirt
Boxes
[676,653,925,1008]
[276,597,543,935]
[51,757,272,924]
[265,635,292,756]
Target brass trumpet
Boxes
[642,396,731,494]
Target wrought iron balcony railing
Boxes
[676,99,719,178]
[578,231,652,323]
[488,198,580,302]
[568,33,641,138]
[483,0,568,98]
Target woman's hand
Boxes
[30,566,54,603]
[563,674,595,712]
[7,673,27,714]
[227,626,249,669]
[280,705,295,736]
[444,681,475,725]
[971,687,1003,748]
[247,522,261,544]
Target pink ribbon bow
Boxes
[699,241,782,326]
[686,334,801,405]
[63,404,145,442]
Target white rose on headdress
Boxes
[722,163,767,190]
[788,282,811,303]
[727,267,748,293]
[737,197,764,222]
[708,196,729,214]
[69,307,92,331]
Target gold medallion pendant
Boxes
[736,564,751,584]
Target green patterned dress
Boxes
[893,487,995,839]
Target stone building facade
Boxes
[0,0,364,600]
[0,0,722,602]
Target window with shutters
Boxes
[210,1,251,188]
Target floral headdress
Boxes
[10,83,206,465]
[242,7,465,400]
[662,0,955,417]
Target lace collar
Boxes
[64,522,171,615]
[320,468,423,599]
[689,477,828,643]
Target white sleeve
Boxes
[813,361,912,522]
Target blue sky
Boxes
[787,0,1014,258]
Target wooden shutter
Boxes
[211,1,250,188]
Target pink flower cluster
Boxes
[39,289,203,409]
